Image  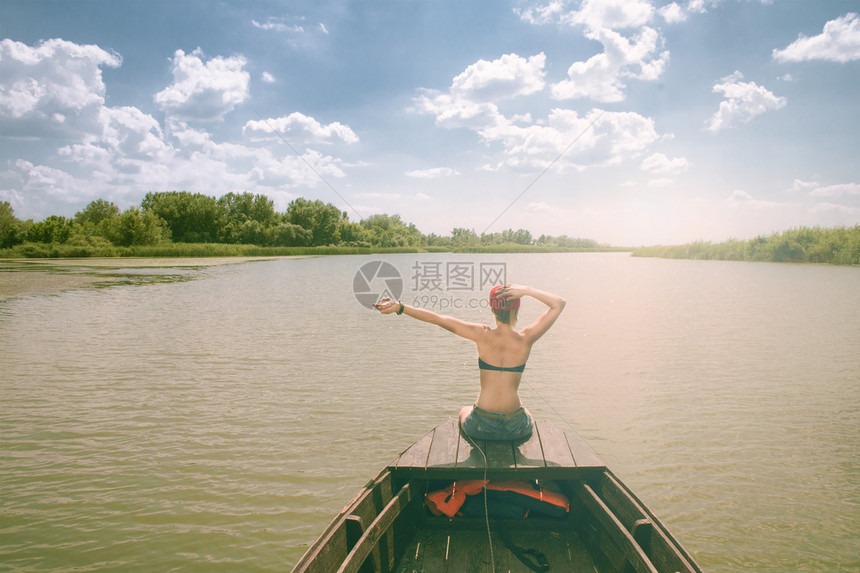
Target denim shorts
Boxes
[460,404,534,441]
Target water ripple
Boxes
[2,255,858,571]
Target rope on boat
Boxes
[519,375,601,456]
[460,431,496,572]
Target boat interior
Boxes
[292,420,700,573]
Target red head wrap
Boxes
[490,285,520,310]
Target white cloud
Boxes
[517,0,672,102]
[0,188,27,214]
[572,0,654,30]
[154,48,250,121]
[261,71,276,83]
[251,17,328,49]
[518,0,654,30]
[412,53,547,131]
[9,114,351,216]
[659,3,687,24]
[451,53,547,101]
[517,1,668,103]
[251,18,303,33]
[243,112,359,145]
[641,152,689,175]
[551,26,669,102]
[516,1,566,25]
[484,108,660,171]
[0,38,121,137]
[56,106,168,183]
[405,167,460,178]
[808,182,860,197]
[707,72,786,131]
[7,159,96,205]
[773,13,860,63]
[411,90,500,130]
[0,38,358,218]
[792,178,819,193]
[811,202,860,215]
[657,0,717,23]
[686,0,710,15]
[727,189,782,209]
[413,47,662,171]
[526,201,555,213]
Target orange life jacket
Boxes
[424,480,487,517]
[424,480,569,518]
[485,480,570,515]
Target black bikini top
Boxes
[478,357,526,373]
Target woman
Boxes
[374,284,565,441]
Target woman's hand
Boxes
[495,283,528,301]
[373,297,402,314]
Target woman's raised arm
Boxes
[499,284,566,343]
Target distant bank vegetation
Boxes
[0,192,606,258]
[633,226,860,265]
[2,195,856,264]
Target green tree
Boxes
[451,227,479,248]
[285,198,345,246]
[747,235,772,261]
[141,191,221,243]
[217,192,276,243]
[27,215,73,244]
[360,214,423,247]
[536,235,600,249]
[481,228,534,245]
[338,220,370,246]
[106,207,171,247]
[771,233,805,263]
[233,220,266,245]
[74,199,121,241]
[0,201,25,248]
[424,233,452,248]
[75,199,121,226]
[838,225,860,264]
[266,221,313,246]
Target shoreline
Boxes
[0,257,280,300]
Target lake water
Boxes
[1,253,858,572]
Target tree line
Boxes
[0,192,604,252]
[632,226,860,265]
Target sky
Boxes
[1,0,859,246]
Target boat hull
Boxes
[292,420,701,572]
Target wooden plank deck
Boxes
[395,527,598,572]
[389,419,604,479]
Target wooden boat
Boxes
[292,419,701,572]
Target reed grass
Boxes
[0,242,447,259]
[632,226,860,265]
[0,241,630,259]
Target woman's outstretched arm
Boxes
[374,298,485,341]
